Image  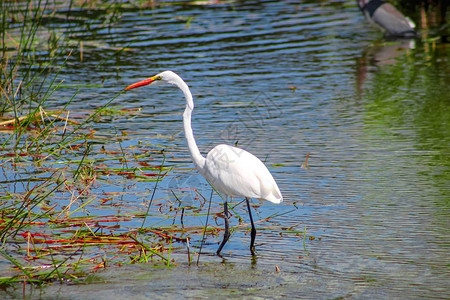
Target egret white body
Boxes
[125,70,282,255]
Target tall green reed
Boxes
[0,0,123,285]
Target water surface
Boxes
[5,0,450,298]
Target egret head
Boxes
[125,70,181,90]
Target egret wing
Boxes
[203,144,282,203]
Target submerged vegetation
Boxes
[0,0,181,286]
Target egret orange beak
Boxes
[125,75,159,91]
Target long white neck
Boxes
[177,80,206,172]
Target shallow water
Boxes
[4,0,450,298]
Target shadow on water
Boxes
[1,0,449,298]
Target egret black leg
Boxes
[216,201,230,255]
[246,197,257,255]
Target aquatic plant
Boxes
[0,0,177,286]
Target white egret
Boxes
[125,71,282,255]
